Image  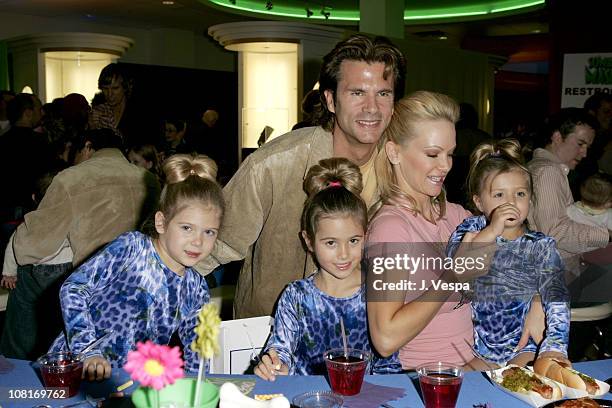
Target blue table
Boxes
[0,358,610,407]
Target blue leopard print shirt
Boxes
[265,273,402,375]
[49,231,210,373]
[446,215,570,364]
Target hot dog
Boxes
[499,366,563,400]
[534,358,600,395]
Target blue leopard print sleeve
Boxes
[265,274,401,375]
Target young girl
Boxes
[48,153,224,379]
[447,138,570,368]
[254,158,401,380]
[127,143,163,183]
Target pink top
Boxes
[367,202,474,369]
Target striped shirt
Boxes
[527,148,608,265]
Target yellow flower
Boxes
[191,303,221,359]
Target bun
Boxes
[534,358,597,394]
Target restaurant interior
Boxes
[0,0,610,407]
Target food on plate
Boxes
[556,397,603,407]
[500,366,562,400]
[534,358,600,395]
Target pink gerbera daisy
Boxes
[124,341,184,390]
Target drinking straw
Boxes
[340,316,348,358]
[81,330,114,355]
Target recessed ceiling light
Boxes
[162,0,175,5]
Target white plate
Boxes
[487,365,564,408]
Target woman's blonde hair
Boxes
[302,158,366,241]
[374,90,459,218]
[148,153,224,237]
[467,138,531,213]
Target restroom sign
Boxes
[561,52,612,108]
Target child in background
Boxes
[48,154,224,380]
[447,139,570,368]
[127,143,163,183]
[567,173,612,235]
[2,170,72,290]
[255,158,401,380]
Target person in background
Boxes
[527,108,609,278]
[89,63,138,146]
[0,90,16,136]
[0,129,160,360]
[48,154,223,380]
[162,118,189,159]
[255,158,401,380]
[128,143,163,183]
[567,173,612,234]
[196,34,406,318]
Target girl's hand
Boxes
[537,351,571,368]
[254,349,288,381]
[1,275,17,289]
[83,356,112,381]
[488,203,521,236]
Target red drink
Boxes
[324,349,370,396]
[419,373,462,408]
[37,352,84,398]
[417,362,463,408]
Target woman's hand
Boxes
[83,356,112,381]
[516,296,545,350]
[254,349,288,381]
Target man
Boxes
[197,34,406,318]
[0,94,50,251]
[0,129,160,359]
[0,90,15,136]
[528,108,609,270]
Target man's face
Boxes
[594,100,612,130]
[324,60,395,148]
[551,124,595,169]
[101,77,126,107]
[30,96,42,127]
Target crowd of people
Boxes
[0,33,610,382]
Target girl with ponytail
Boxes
[254,158,401,380]
[447,138,570,368]
[49,154,224,379]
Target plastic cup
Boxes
[323,348,370,396]
[37,351,84,398]
[417,362,463,408]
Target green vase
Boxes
[131,378,220,408]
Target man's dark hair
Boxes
[6,93,35,124]
[74,128,123,153]
[535,107,599,148]
[314,34,406,131]
[584,92,612,113]
[98,63,133,99]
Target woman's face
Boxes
[385,119,456,206]
[128,150,152,170]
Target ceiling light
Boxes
[162,0,175,5]
[305,7,313,17]
[265,1,273,10]
[320,7,330,19]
